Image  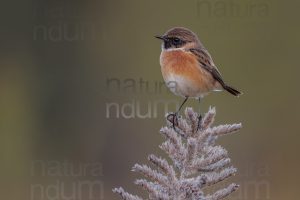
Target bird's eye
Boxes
[173,38,181,44]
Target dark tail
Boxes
[223,85,241,96]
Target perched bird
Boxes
[155,27,241,128]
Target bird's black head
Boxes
[155,35,187,49]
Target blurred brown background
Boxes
[0,0,299,199]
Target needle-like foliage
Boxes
[113,107,241,200]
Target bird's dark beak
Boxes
[155,35,165,40]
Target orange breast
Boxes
[160,50,215,96]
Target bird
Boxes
[155,27,241,129]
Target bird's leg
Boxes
[167,97,188,129]
[197,97,203,131]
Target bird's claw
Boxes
[197,114,202,131]
[167,113,178,129]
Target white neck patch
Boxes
[161,45,186,52]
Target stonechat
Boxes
[155,27,241,128]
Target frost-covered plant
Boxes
[113,107,242,200]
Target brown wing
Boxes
[189,48,241,96]
[189,48,226,86]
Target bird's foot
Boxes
[197,114,202,131]
[167,112,178,129]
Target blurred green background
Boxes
[1,0,299,199]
